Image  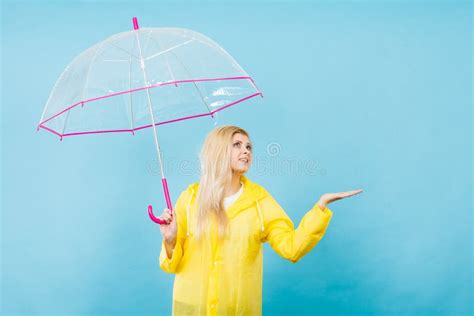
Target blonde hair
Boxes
[195,125,250,240]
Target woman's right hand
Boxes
[159,208,177,245]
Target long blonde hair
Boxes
[195,125,250,239]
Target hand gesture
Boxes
[317,189,363,208]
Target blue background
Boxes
[1,1,472,315]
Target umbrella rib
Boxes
[144,39,195,61]
[103,59,128,62]
[61,43,104,135]
[168,49,213,115]
[127,36,136,133]
[193,37,247,74]
[151,35,177,84]
[192,36,259,92]
[108,42,141,61]
[60,104,72,136]
[142,29,153,58]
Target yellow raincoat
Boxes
[159,175,333,315]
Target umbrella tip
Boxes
[132,17,139,30]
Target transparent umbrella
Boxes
[38,17,262,224]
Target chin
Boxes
[233,167,249,175]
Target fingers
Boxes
[341,189,364,198]
[320,189,363,207]
[160,208,174,224]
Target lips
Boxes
[239,158,249,163]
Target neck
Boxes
[225,172,242,197]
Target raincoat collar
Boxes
[226,175,268,219]
[187,175,269,219]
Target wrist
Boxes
[316,200,327,209]
[164,238,176,260]
[165,237,176,246]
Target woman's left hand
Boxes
[317,189,364,208]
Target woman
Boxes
[158,125,363,315]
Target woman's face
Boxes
[230,133,253,174]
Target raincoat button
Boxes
[211,304,215,309]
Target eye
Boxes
[246,145,252,151]
[233,142,241,148]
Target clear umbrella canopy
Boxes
[38,25,261,137]
[38,18,262,224]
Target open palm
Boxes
[318,189,363,207]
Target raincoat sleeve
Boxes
[260,193,333,263]
[159,189,189,273]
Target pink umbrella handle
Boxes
[161,178,173,210]
[148,177,174,225]
[148,205,166,225]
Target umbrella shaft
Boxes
[146,90,165,178]
[134,31,166,179]
[134,29,173,211]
